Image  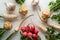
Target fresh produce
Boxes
[45,27,60,40]
[32,0,39,6]
[32,21,60,40]
[22,32,27,37]
[32,22,47,32]
[19,6,28,16]
[5,3,16,11]
[49,0,60,11]
[32,0,41,10]
[0,14,18,21]
[51,13,60,24]
[0,28,6,37]
[4,21,12,30]
[37,10,60,30]
[20,24,41,40]
[41,10,50,20]
[15,0,25,5]
[6,14,33,40]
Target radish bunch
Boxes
[20,24,40,40]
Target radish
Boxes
[34,29,39,34]
[25,25,31,32]
[27,32,32,38]
[21,27,26,32]
[32,34,38,39]
[30,26,35,32]
[22,32,27,37]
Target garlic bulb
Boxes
[42,10,50,19]
[5,3,16,11]
[4,21,12,30]
[19,6,28,16]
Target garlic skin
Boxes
[4,21,12,30]
[5,3,16,11]
[42,10,50,20]
[19,6,28,16]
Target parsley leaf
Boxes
[45,27,60,40]
[15,0,25,5]
[51,13,60,24]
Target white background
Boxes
[0,0,58,40]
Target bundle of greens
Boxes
[51,13,60,24]
[49,0,60,11]
[15,0,25,5]
[0,28,6,37]
[45,27,60,40]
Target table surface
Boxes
[0,0,59,40]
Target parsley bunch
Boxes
[49,0,60,11]
[45,27,60,40]
[51,13,60,24]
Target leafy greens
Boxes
[15,0,25,5]
[49,0,60,11]
[51,13,60,24]
[0,28,6,37]
[45,27,60,40]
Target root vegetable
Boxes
[32,22,47,33]
[25,26,31,32]
[42,10,50,20]
[34,29,39,34]
[30,26,35,32]
[38,10,60,30]
[19,6,28,16]
[21,27,26,32]
[1,14,18,21]
[32,0,39,6]
[22,32,27,37]
[6,14,33,40]
[4,21,12,30]
[27,32,33,38]
[32,0,41,10]
[32,34,38,39]
[5,3,16,11]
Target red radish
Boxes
[32,34,38,39]
[30,26,35,32]
[21,27,26,32]
[27,32,32,38]
[34,29,39,34]
[22,32,27,37]
[26,25,31,32]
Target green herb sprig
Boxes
[45,27,60,40]
[0,28,6,37]
[51,13,60,24]
[49,0,60,11]
[15,0,25,6]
